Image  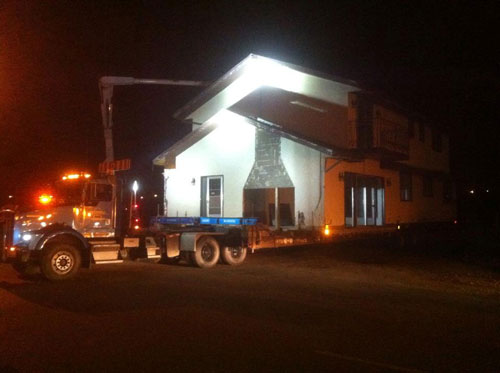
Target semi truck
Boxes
[1,170,329,280]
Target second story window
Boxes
[419,123,425,142]
[432,129,442,152]
[400,171,412,201]
[423,175,433,197]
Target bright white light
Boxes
[132,180,139,193]
[8,195,13,199]
[249,57,307,93]
[94,222,100,227]
[470,190,474,194]
[40,222,47,227]
[200,57,308,125]
[207,111,255,153]
[153,194,158,198]
[22,234,32,241]
[486,189,489,193]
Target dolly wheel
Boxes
[221,246,247,266]
[192,236,220,268]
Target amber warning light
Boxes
[62,172,91,181]
[38,194,53,205]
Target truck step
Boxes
[88,240,120,245]
[91,243,121,262]
[94,259,123,265]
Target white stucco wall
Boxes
[163,111,324,227]
[164,113,256,217]
[281,138,323,226]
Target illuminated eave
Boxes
[174,54,360,126]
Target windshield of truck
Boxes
[84,183,113,205]
[54,181,85,206]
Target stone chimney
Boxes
[244,129,293,189]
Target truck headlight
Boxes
[22,233,32,242]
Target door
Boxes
[345,173,384,227]
[201,176,223,217]
[81,182,114,236]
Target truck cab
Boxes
[3,172,119,280]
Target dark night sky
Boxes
[1,0,499,204]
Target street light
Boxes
[132,180,139,205]
[129,180,139,228]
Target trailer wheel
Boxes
[40,243,81,281]
[192,236,220,268]
[221,246,247,266]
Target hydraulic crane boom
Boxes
[99,76,208,161]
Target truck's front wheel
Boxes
[40,243,81,281]
[191,236,220,268]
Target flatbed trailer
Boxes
[140,216,260,267]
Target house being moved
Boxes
[153,54,455,233]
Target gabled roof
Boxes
[154,54,362,166]
[174,54,360,125]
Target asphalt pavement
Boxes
[1,243,500,372]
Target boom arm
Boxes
[99,76,208,161]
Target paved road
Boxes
[1,244,500,372]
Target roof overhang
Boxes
[174,54,360,125]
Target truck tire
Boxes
[40,243,81,281]
[220,246,247,266]
[192,236,220,268]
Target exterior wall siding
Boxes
[324,158,456,227]
[403,122,450,172]
[164,118,255,218]
[281,137,322,227]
